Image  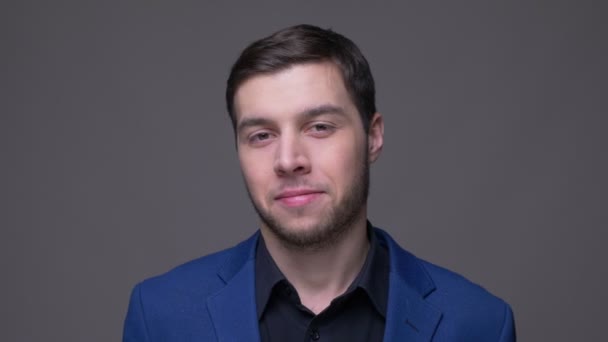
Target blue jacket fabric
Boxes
[123,228,516,341]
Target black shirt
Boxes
[255,224,390,342]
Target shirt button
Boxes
[310,329,320,341]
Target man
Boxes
[123,24,515,341]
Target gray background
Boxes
[2,1,607,341]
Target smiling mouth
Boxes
[275,190,324,207]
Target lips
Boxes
[275,189,324,207]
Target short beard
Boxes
[246,151,370,251]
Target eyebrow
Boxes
[236,104,347,133]
[236,117,272,134]
[300,104,348,119]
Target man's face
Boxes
[233,62,383,249]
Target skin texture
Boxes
[233,62,384,312]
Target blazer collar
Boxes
[206,233,261,342]
[376,229,443,342]
[206,228,442,342]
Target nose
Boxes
[273,134,311,177]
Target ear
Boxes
[367,112,384,163]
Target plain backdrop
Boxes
[2,1,607,341]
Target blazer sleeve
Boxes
[498,303,516,342]
[123,283,150,342]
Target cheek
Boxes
[315,137,365,187]
[239,151,273,195]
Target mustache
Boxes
[271,180,328,196]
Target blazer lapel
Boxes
[377,229,443,342]
[207,234,261,342]
[383,274,442,342]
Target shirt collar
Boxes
[254,221,389,319]
[255,235,287,319]
[351,221,389,317]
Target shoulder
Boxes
[421,258,511,316]
[420,259,515,339]
[421,258,506,307]
[376,228,515,340]
[123,234,259,341]
[378,227,509,308]
[134,232,258,301]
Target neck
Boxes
[261,213,370,314]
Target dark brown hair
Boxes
[226,24,377,132]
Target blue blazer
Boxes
[124,228,515,341]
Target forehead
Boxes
[233,62,356,122]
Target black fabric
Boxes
[255,223,389,342]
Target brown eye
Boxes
[253,132,270,141]
[313,124,330,131]
[308,123,335,137]
[247,131,275,146]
